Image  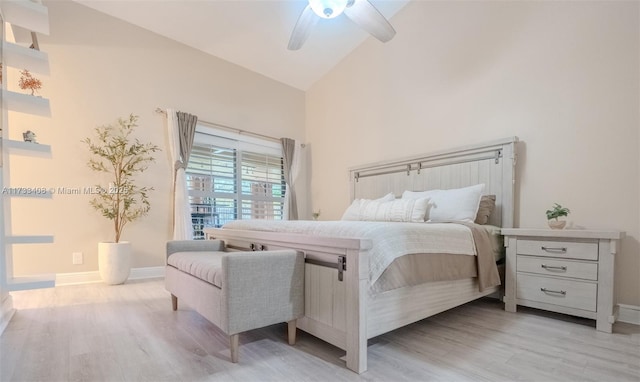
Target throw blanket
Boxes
[459,222,502,291]
[223,220,499,291]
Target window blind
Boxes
[186,131,285,239]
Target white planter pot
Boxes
[98,241,131,285]
[548,220,567,230]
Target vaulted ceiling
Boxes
[73,0,409,90]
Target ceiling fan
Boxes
[288,0,396,50]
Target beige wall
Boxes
[306,1,640,305]
[9,1,305,275]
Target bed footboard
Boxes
[207,228,504,374]
[206,228,372,373]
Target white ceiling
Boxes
[73,0,409,90]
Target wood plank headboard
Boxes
[348,137,519,228]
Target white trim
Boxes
[195,125,282,155]
[55,271,102,286]
[129,266,165,280]
[617,304,640,325]
[55,266,165,286]
[0,293,16,335]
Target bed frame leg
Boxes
[287,320,297,345]
[171,294,178,311]
[345,250,368,374]
[346,316,368,374]
[230,334,239,363]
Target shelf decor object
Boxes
[18,68,42,95]
[22,129,37,142]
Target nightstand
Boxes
[502,228,624,333]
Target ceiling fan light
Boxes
[308,0,348,19]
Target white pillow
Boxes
[360,197,430,222]
[341,193,395,221]
[402,184,485,223]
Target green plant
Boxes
[546,203,570,221]
[83,114,160,242]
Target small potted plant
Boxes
[546,203,570,229]
[19,69,42,96]
[83,114,160,284]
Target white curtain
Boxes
[282,139,304,220]
[167,108,193,240]
[291,141,303,211]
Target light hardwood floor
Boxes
[1,279,638,381]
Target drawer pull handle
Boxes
[540,287,566,296]
[541,264,567,272]
[541,246,567,253]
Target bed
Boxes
[204,137,519,373]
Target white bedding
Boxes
[222,220,483,284]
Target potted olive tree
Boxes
[546,203,570,229]
[83,114,160,284]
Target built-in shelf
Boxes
[2,191,52,199]
[5,235,54,244]
[2,89,51,117]
[4,139,51,157]
[0,0,50,35]
[1,0,55,298]
[2,41,50,75]
[6,275,56,291]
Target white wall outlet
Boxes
[72,252,83,265]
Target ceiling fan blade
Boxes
[288,5,320,51]
[344,0,396,43]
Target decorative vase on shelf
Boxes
[98,241,131,285]
[548,220,566,230]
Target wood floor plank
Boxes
[1,279,638,381]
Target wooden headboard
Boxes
[348,137,519,228]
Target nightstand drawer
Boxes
[516,255,598,281]
[516,274,597,311]
[517,239,598,260]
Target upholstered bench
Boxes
[165,240,304,363]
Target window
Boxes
[186,126,285,239]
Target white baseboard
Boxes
[129,266,165,281]
[56,266,165,286]
[617,304,640,325]
[0,293,16,335]
[55,271,102,285]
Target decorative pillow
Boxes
[359,197,430,222]
[475,195,496,225]
[401,184,485,223]
[341,193,395,221]
[401,190,430,200]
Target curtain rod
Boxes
[155,107,281,144]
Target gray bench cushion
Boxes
[167,251,224,288]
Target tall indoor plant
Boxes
[83,114,160,284]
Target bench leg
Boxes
[171,294,178,311]
[230,334,239,363]
[287,320,297,345]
